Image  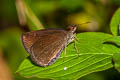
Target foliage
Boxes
[110,8,120,36]
[16,8,120,80]
[1,0,120,80]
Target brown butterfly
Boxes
[21,25,77,67]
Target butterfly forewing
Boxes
[22,29,66,53]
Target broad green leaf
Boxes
[113,53,120,72]
[17,53,112,80]
[16,0,44,30]
[24,1,44,30]
[103,36,120,46]
[110,8,120,36]
[16,32,120,80]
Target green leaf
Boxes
[23,0,44,30]
[103,36,120,46]
[113,53,120,72]
[17,54,112,80]
[16,32,120,80]
[110,8,120,36]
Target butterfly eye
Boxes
[66,25,77,32]
[71,25,77,30]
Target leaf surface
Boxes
[16,32,120,80]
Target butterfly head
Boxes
[66,24,77,33]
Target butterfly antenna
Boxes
[77,22,90,26]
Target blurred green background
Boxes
[0,0,120,80]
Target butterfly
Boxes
[21,25,77,67]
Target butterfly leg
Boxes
[74,40,80,56]
[75,35,80,42]
[63,45,67,62]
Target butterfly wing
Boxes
[21,29,66,53]
[21,29,68,66]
